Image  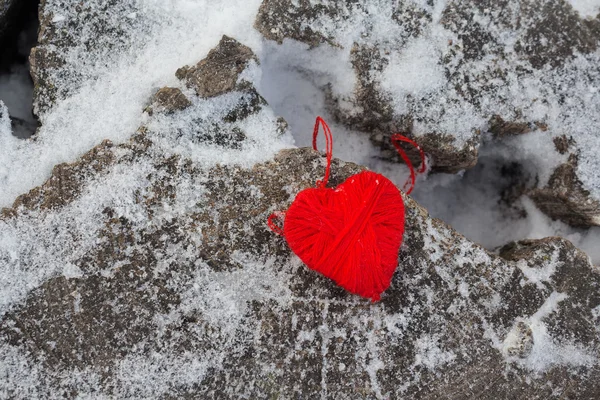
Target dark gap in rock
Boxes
[0,0,40,139]
[412,136,537,249]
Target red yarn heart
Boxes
[268,117,425,301]
[284,170,405,301]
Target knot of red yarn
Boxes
[268,117,426,301]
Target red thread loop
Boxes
[312,116,333,189]
[267,211,285,236]
[391,134,426,195]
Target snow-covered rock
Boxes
[255,0,600,226]
[30,0,156,117]
[1,37,600,398]
[0,100,10,136]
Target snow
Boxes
[0,0,270,208]
[411,147,600,265]
[0,101,10,137]
[0,159,154,316]
[145,72,293,169]
[0,0,599,396]
[567,0,600,18]
[0,342,45,399]
[515,244,561,289]
[501,292,596,372]
[413,334,457,371]
[382,35,446,114]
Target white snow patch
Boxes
[0,343,45,398]
[411,145,600,265]
[382,35,446,106]
[567,0,600,18]
[0,158,154,317]
[0,0,272,208]
[0,101,10,136]
[516,249,560,289]
[115,352,210,398]
[501,292,596,372]
[413,333,457,371]
[51,14,66,23]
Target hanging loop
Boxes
[390,134,426,195]
[312,116,333,189]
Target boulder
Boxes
[255,0,600,226]
[1,37,599,399]
[529,152,600,227]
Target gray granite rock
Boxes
[30,0,153,117]
[176,36,258,98]
[1,38,599,399]
[255,0,600,227]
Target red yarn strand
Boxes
[312,116,333,189]
[390,134,426,195]
[267,211,285,236]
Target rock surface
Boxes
[2,38,600,399]
[529,153,600,227]
[255,0,600,226]
[176,35,258,98]
[30,0,153,117]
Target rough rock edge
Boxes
[29,0,147,117]
[2,36,264,219]
[529,153,600,227]
[176,35,258,98]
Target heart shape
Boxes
[283,170,405,301]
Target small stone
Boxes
[506,321,534,358]
[151,87,192,113]
[176,35,257,98]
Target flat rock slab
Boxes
[1,38,600,399]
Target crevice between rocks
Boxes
[0,0,40,139]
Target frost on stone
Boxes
[0,0,268,208]
[567,0,600,18]
[0,2,599,398]
[0,101,10,137]
[255,0,600,222]
[1,79,600,397]
[30,0,157,117]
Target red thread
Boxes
[267,211,285,237]
[312,116,333,188]
[391,134,426,195]
[267,117,427,301]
